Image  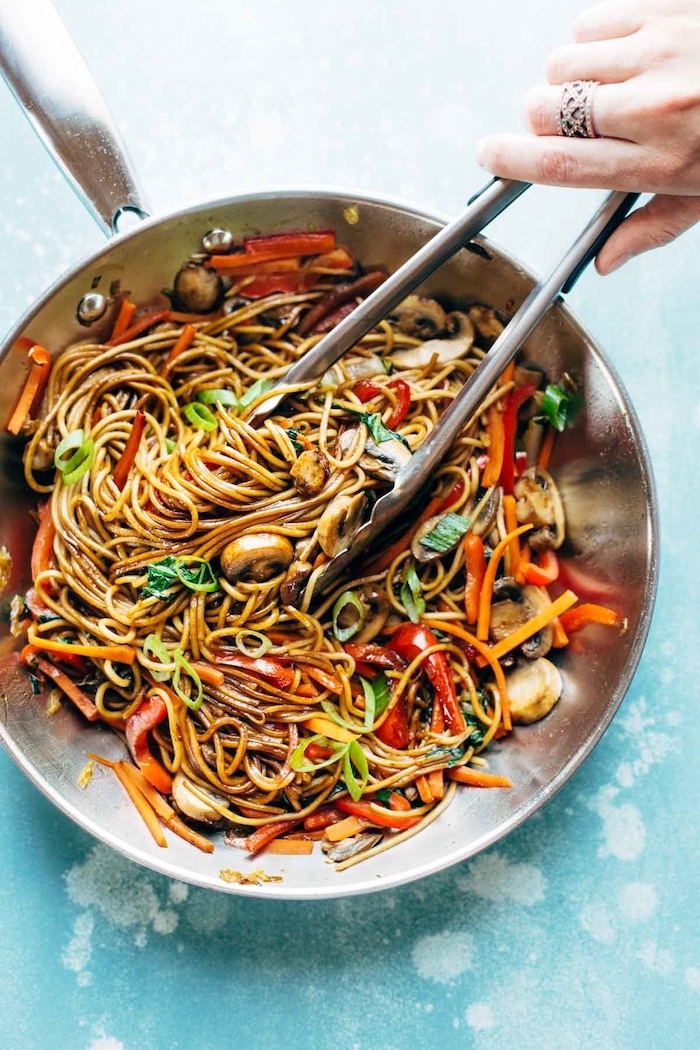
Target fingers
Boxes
[595,193,700,272]
[476,132,650,191]
[545,36,645,85]
[572,0,643,43]
[524,82,636,140]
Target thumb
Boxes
[596,194,700,275]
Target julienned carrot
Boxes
[109,299,137,342]
[448,766,512,788]
[336,798,422,830]
[388,791,412,812]
[476,524,533,641]
[33,656,100,721]
[163,323,196,371]
[6,344,52,435]
[499,361,516,387]
[120,762,214,853]
[125,695,173,794]
[502,495,521,574]
[485,590,579,662]
[107,309,170,347]
[26,626,136,665]
[244,818,302,854]
[558,602,622,633]
[113,409,146,491]
[209,249,311,271]
[514,543,532,585]
[244,230,336,256]
[89,754,167,847]
[323,815,370,842]
[520,549,559,587]
[189,662,225,688]
[551,616,569,649]
[263,838,314,855]
[428,619,512,732]
[31,500,56,588]
[302,715,357,743]
[482,405,505,488]
[415,774,433,805]
[427,769,445,801]
[463,533,485,624]
[538,425,556,470]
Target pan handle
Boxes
[0,0,149,235]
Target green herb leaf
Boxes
[335,404,410,449]
[372,672,392,719]
[426,744,467,766]
[238,378,274,409]
[343,739,369,800]
[332,590,365,642]
[285,428,305,455]
[141,555,219,600]
[380,358,394,375]
[400,563,425,624]
[28,672,41,696]
[420,512,470,554]
[540,383,582,432]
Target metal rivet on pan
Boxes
[76,292,108,325]
[202,228,234,253]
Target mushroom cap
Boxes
[220,532,294,583]
[290,449,330,498]
[506,657,563,724]
[171,772,228,824]
[173,262,224,314]
[389,295,447,339]
[317,492,367,557]
[514,466,566,552]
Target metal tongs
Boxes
[247,178,639,594]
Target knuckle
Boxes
[523,90,553,134]
[536,147,577,185]
[545,48,570,85]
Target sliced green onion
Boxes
[165,438,176,454]
[360,677,376,731]
[400,563,425,624]
[541,383,581,432]
[238,378,274,409]
[332,590,365,642]
[234,629,271,658]
[183,402,218,432]
[172,648,203,710]
[320,699,364,734]
[174,556,219,593]
[142,633,177,682]
[198,388,238,408]
[54,430,85,472]
[290,734,348,773]
[62,439,95,486]
[343,739,369,801]
[371,672,391,720]
[420,512,470,554]
[380,357,394,375]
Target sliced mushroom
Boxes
[173,262,224,313]
[489,593,532,643]
[491,576,523,602]
[468,305,504,347]
[389,295,447,339]
[221,533,294,582]
[488,580,553,658]
[506,657,563,724]
[322,831,383,862]
[520,584,554,659]
[514,466,565,552]
[445,311,475,339]
[31,438,57,472]
[171,772,228,824]
[280,559,313,605]
[290,449,330,498]
[353,582,391,643]
[361,437,412,481]
[390,314,474,369]
[317,492,367,557]
[523,418,545,468]
[513,361,545,389]
[320,353,385,389]
[471,488,501,538]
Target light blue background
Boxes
[1,2,698,1048]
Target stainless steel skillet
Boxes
[0,0,658,898]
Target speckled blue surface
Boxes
[1,2,699,1048]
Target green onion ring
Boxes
[61,439,95,486]
[143,633,176,682]
[198,388,238,408]
[172,649,203,710]
[332,590,365,642]
[234,630,272,658]
[54,430,86,473]
[183,402,218,432]
[174,556,219,593]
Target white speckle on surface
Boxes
[411,929,474,985]
[134,930,147,949]
[616,763,635,788]
[168,882,188,905]
[466,1002,495,1031]
[637,941,675,975]
[248,111,284,151]
[184,890,231,933]
[589,786,646,861]
[61,912,94,982]
[619,883,658,922]
[685,967,700,989]
[152,910,179,936]
[87,1038,125,1050]
[456,851,546,905]
[580,903,616,944]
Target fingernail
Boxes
[605,253,631,275]
[475,141,486,169]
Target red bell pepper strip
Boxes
[499,382,537,495]
[210,650,295,691]
[243,818,303,853]
[297,271,388,336]
[385,379,411,430]
[125,694,173,794]
[520,549,560,587]
[336,797,421,830]
[389,623,466,735]
[463,533,486,625]
[352,380,382,403]
[344,643,406,672]
[239,273,310,299]
[30,500,56,591]
[482,406,505,489]
[33,656,100,722]
[113,409,146,491]
[243,230,336,257]
[107,310,171,347]
[303,806,346,831]
[109,299,137,343]
[376,691,411,749]
[558,603,622,633]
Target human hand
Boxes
[476,0,700,273]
